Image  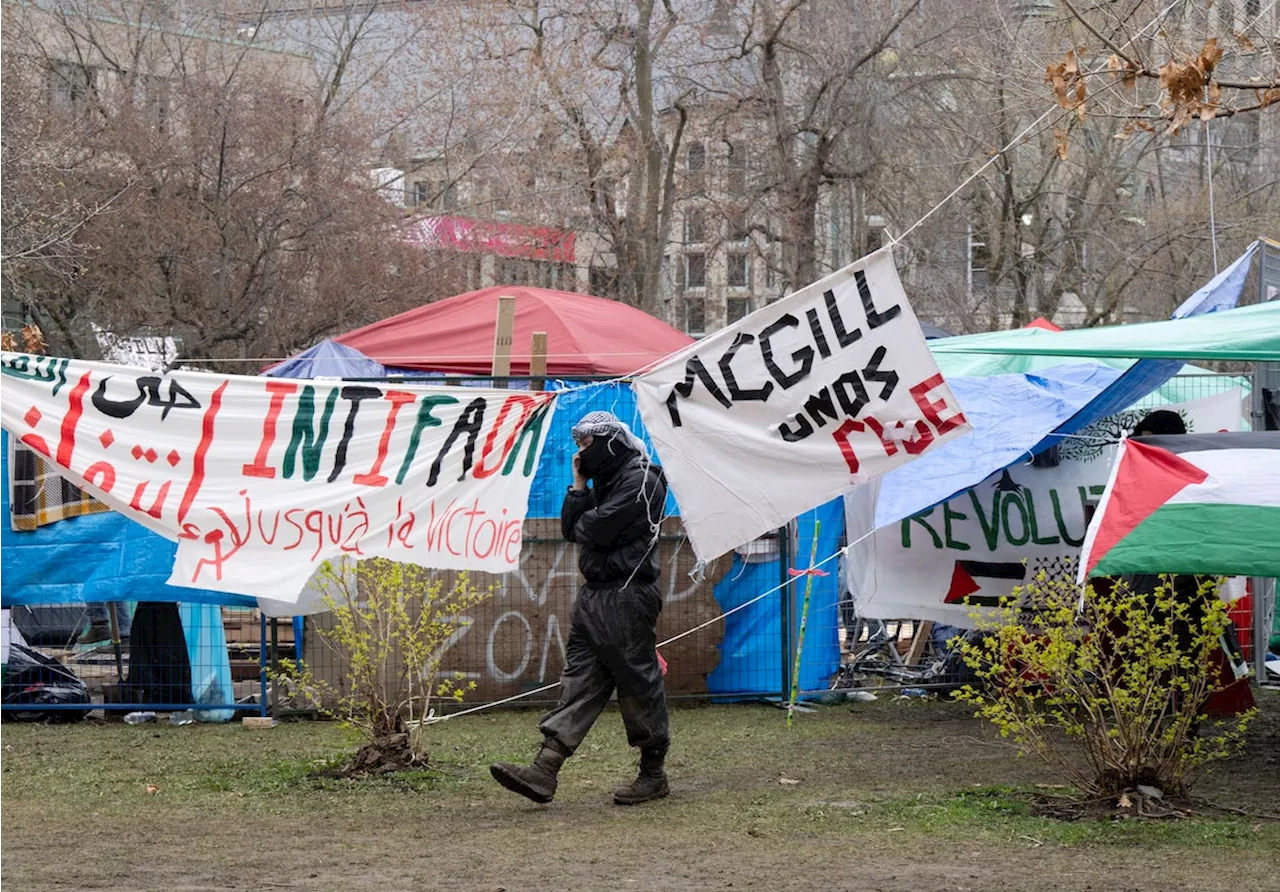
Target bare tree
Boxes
[1,1,441,366]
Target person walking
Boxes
[490,411,671,805]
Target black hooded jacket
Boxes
[561,449,668,588]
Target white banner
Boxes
[1,354,557,601]
[634,248,970,562]
[846,389,1245,625]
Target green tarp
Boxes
[929,330,1249,407]
[930,300,1280,363]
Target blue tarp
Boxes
[877,242,1257,528]
[874,363,1127,527]
[707,500,844,696]
[0,431,255,611]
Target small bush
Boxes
[275,558,490,772]
[955,572,1253,798]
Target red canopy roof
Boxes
[335,285,694,377]
[1024,317,1063,332]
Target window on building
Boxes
[684,252,707,289]
[725,142,748,193]
[501,257,570,288]
[727,252,750,289]
[685,296,706,335]
[727,297,750,324]
[410,180,458,211]
[727,206,750,241]
[967,224,990,293]
[864,226,885,256]
[686,141,706,191]
[590,266,619,300]
[687,141,706,173]
[48,61,96,117]
[684,208,706,244]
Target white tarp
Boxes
[845,389,1245,625]
[1,354,556,601]
[634,248,970,563]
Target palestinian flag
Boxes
[1080,432,1280,580]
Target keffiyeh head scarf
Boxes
[571,411,650,460]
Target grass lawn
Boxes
[2,693,1278,891]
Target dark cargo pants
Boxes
[539,582,669,753]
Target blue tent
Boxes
[264,339,387,379]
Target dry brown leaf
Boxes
[1046,49,1088,113]
[1235,32,1256,52]
[145,784,160,795]
[1198,38,1223,74]
[1054,127,1070,160]
[1118,792,1133,808]
[21,324,46,354]
[779,777,801,786]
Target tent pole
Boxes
[778,523,793,701]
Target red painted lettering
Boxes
[473,395,539,479]
[353,391,416,487]
[242,381,297,478]
[178,381,228,523]
[909,374,966,436]
[832,417,864,474]
[83,461,117,493]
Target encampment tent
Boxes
[332,285,694,377]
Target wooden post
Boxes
[491,295,516,388]
[529,331,548,391]
[906,620,934,667]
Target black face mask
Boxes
[578,434,633,482]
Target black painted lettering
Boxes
[855,269,901,329]
[832,370,869,418]
[759,314,814,389]
[665,355,732,427]
[719,333,774,403]
[428,397,487,485]
[805,307,833,358]
[778,414,815,442]
[824,289,863,347]
[862,345,898,400]
[328,386,383,483]
[802,386,840,428]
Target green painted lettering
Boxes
[1023,490,1060,545]
[501,402,553,477]
[968,488,1001,551]
[1001,493,1030,546]
[1054,488,1085,547]
[942,500,970,551]
[902,510,943,549]
[282,386,339,481]
[395,395,460,485]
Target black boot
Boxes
[490,739,569,804]
[613,746,669,805]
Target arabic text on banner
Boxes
[1,355,556,601]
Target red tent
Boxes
[1024,317,1063,332]
[334,285,694,377]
